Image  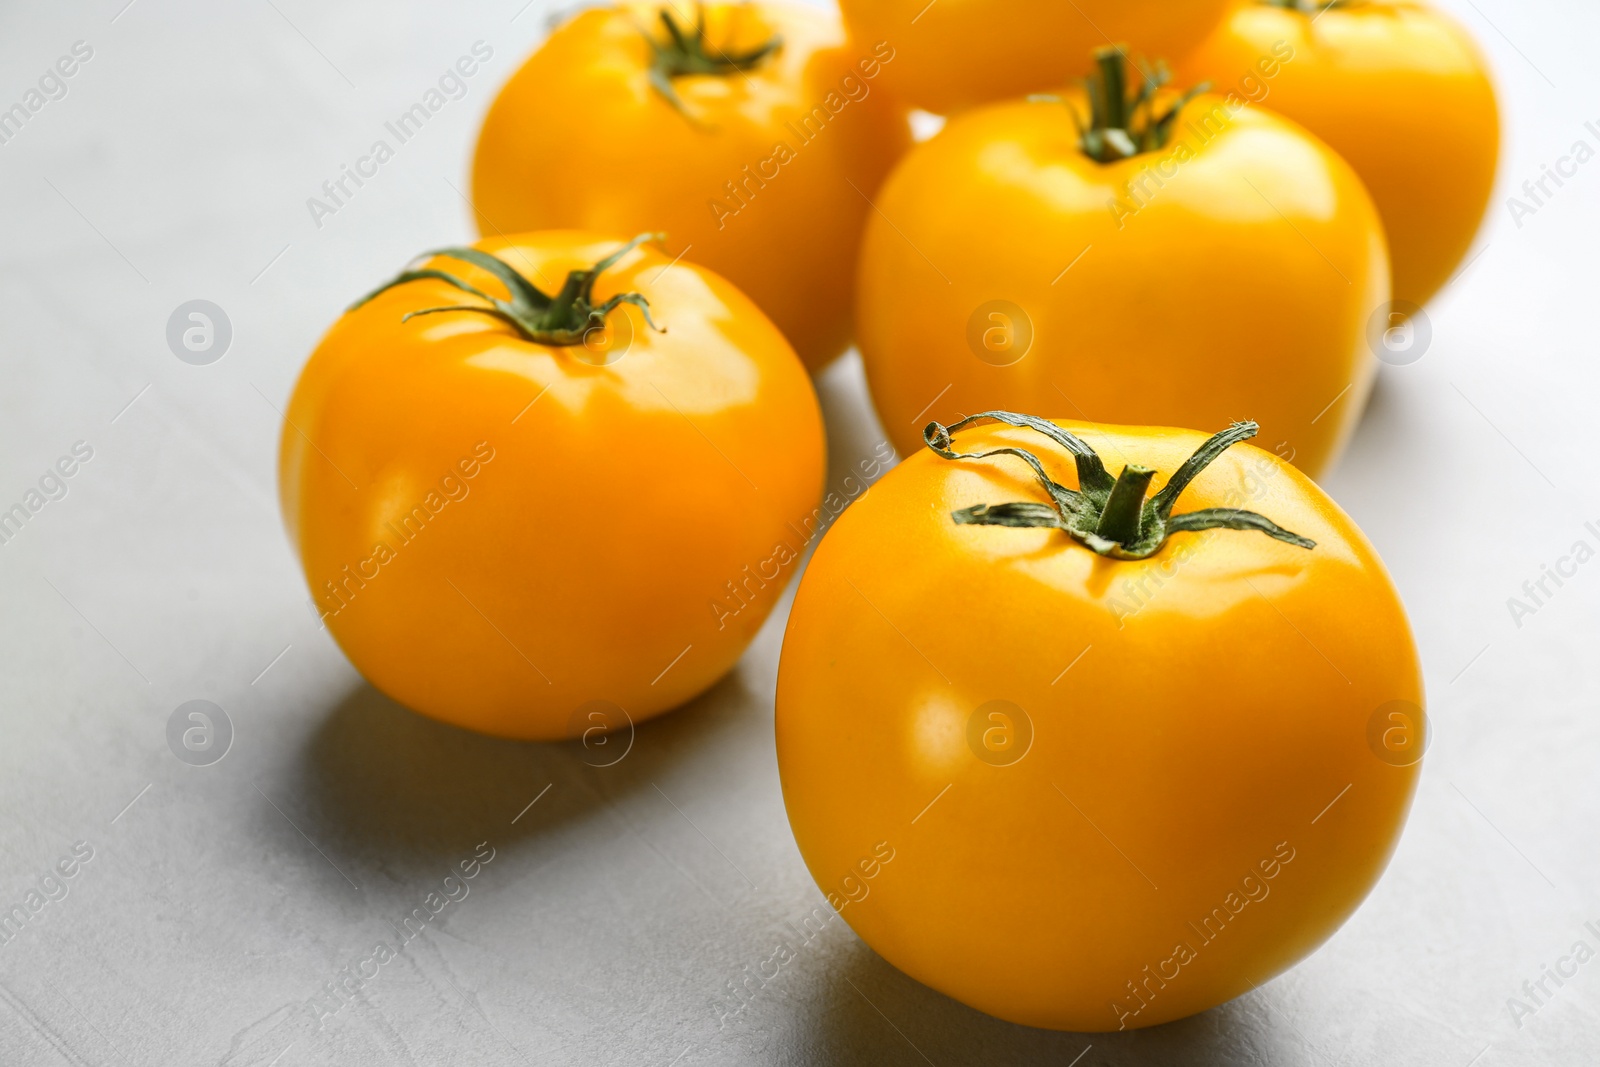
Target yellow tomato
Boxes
[1179,1,1499,309]
[837,0,1233,115]
[856,52,1389,479]
[777,412,1423,1031]
[279,232,825,740]
[471,2,909,372]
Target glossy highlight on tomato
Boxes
[472,2,909,371]
[279,232,825,740]
[777,414,1423,1031]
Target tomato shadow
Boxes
[288,666,760,882]
[799,937,1309,1066]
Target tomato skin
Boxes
[837,0,1232,115]
[280,233,825,740]
[471,2,909,372]
[1178,1,1499,309]
[776,420,1422,1031]
[855,92,1388,479]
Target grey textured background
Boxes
[0,0,1595,1063]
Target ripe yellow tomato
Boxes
[1179,1,1499,309]
[472,2,909,372]
[777,412,1423,1031]
[856,53,1388,479]
[279,232,825,740]
[837,0,1233,115]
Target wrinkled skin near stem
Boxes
[923,411,1315,559]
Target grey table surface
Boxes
[0,0,1595,1064]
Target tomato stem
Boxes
[1071,46,1209,164]
[641,3,783,121]
[1095,465,1155,547]
[349,234,667,348]
[923,412,1315,560]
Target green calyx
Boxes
[923,412,1315,560]
[644,3,783,118]
[350,233,665,347]
[1071,45,1209,164]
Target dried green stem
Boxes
[642,3,783,120]
[351,234,666,348]
[1073,46,1210,164]
[923,412,1315,560]
[1095,465,1155,546]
